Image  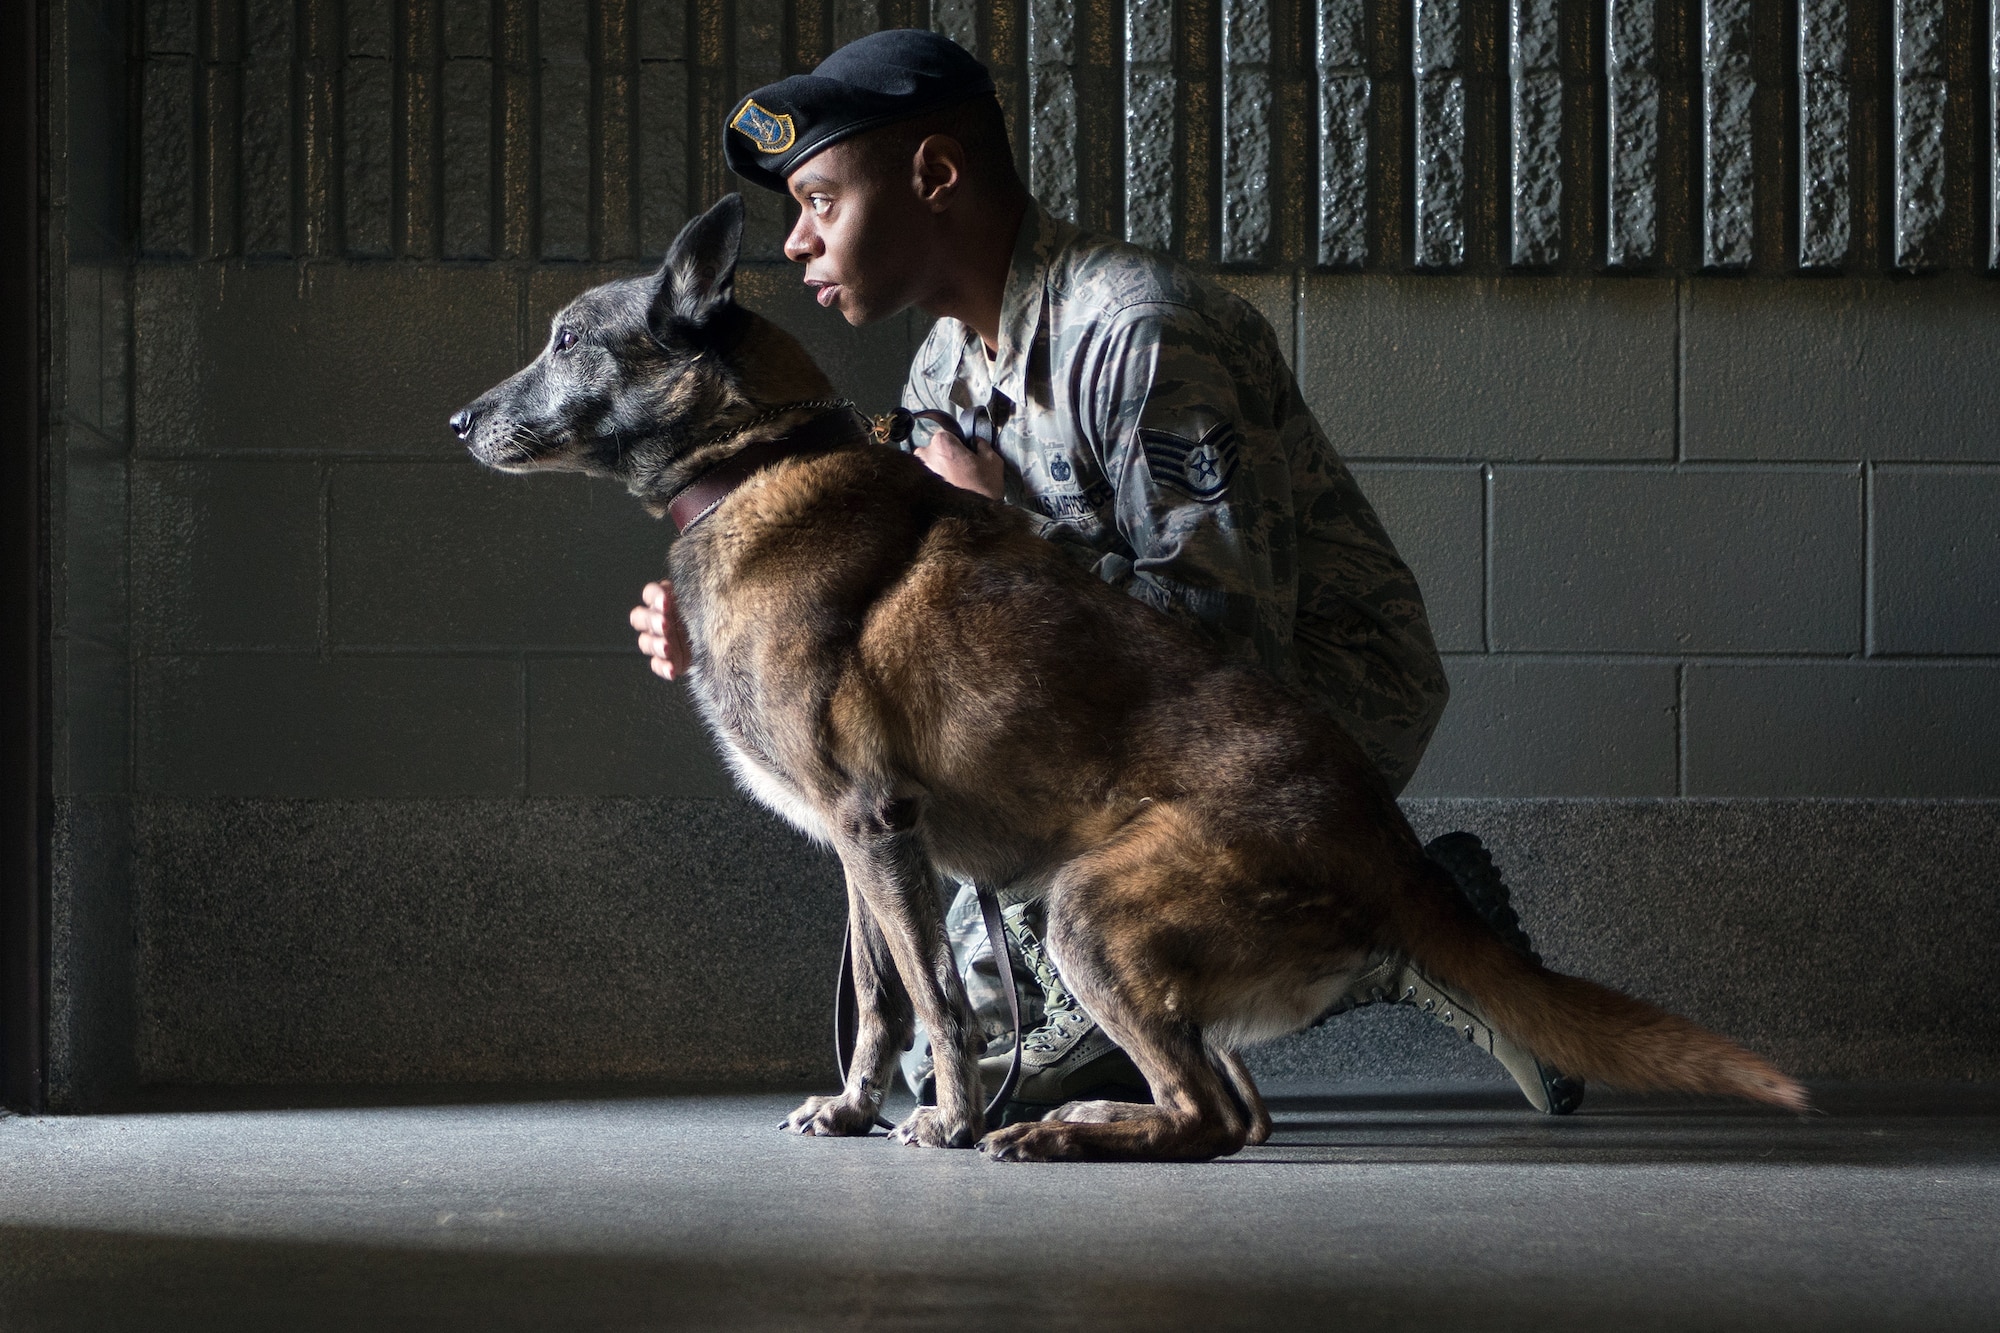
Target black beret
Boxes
[723,29,997,193]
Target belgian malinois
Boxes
[453,195,1808,1161]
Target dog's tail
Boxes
[1388,865,1810,1112]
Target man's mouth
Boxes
[808,279,842,309]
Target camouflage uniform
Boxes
[902,205,1450,1059]
[903,205,1446,787]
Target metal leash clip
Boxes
[872,407,970,454]
[870,408,916,450]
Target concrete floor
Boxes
[0,1084,1994,1331]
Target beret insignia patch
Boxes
[1139,423,1239,502]
[731,99,796,154]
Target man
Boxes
[631,28,1582,1116]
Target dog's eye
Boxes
[555,327,579,353]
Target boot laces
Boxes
[1010,916,1085,1054]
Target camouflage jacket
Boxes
[901,205,1448,792]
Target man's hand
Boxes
[914,424,1005,500]
[630,580,692,680]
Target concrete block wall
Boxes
[1307,276,2000,799]
[38,0,2000,1102]
[123,262,925,806]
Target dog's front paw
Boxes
[978,1121,1085,1163]
[889,1105,981,1149]
[778,1094,879,1137]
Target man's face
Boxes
[782,138,935,326]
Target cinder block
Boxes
[1403,658,1679,797]
[239,59,293,257]
[133,264,198,450]
[341,61,393,257]
[539,64,592,261]
[442,61,493,259]
[1209,272,1296,369]
[528,656,737,797]
[1298,275,1676,461]
[346,0,391,56]
[1492,466,1862,653]
[538,0,587,61]
[133,264,522,457]
[139,655,523,797]
[638,62,690,257]
[56,640,131,797]
[1349,464,1483,651]
[132,460,322,651]
[145,0,193,53]
[65,264,130,437]
[443,0,489,57]
[329,464,672,649]
[1684,276,2000,461]
[138,59,194,257]
[1872,466,2000,655]
[60,440,130,642]
[637,0,685,60]
[1685,664,2000,796]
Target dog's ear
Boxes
[652,194,744,332]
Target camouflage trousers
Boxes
[901,883,1046,1090]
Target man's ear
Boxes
[914,134,965,209]
[651,193,744,331]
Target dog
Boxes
[452,194,1809,1161]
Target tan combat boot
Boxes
[1317,833,1584,1115]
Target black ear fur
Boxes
[652,194,745,331]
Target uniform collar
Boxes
[985,203,1077,410]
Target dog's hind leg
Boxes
[979,903,1252,1162]
[980,994,1249,1162]
[979,806,1296,1162]
[1212,1046,1273,1146]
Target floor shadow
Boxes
[0,1222,1955,1333]
[1248,1083,2000,1169]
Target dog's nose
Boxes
[449,408,477,439]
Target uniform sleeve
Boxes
[1068,302,1281,667]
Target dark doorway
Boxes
[2,0,49,1114]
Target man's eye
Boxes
[811,196,832,216]
[555,327,578,352]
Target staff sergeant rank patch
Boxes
[731,99,796,154]
[1139,422,1240,502]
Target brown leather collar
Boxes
[665,409,870,534]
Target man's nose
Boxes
[783,211,820,263]
[449,407,477,439]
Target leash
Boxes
[977,885,1027,1127]
[835,884,1025,1135]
